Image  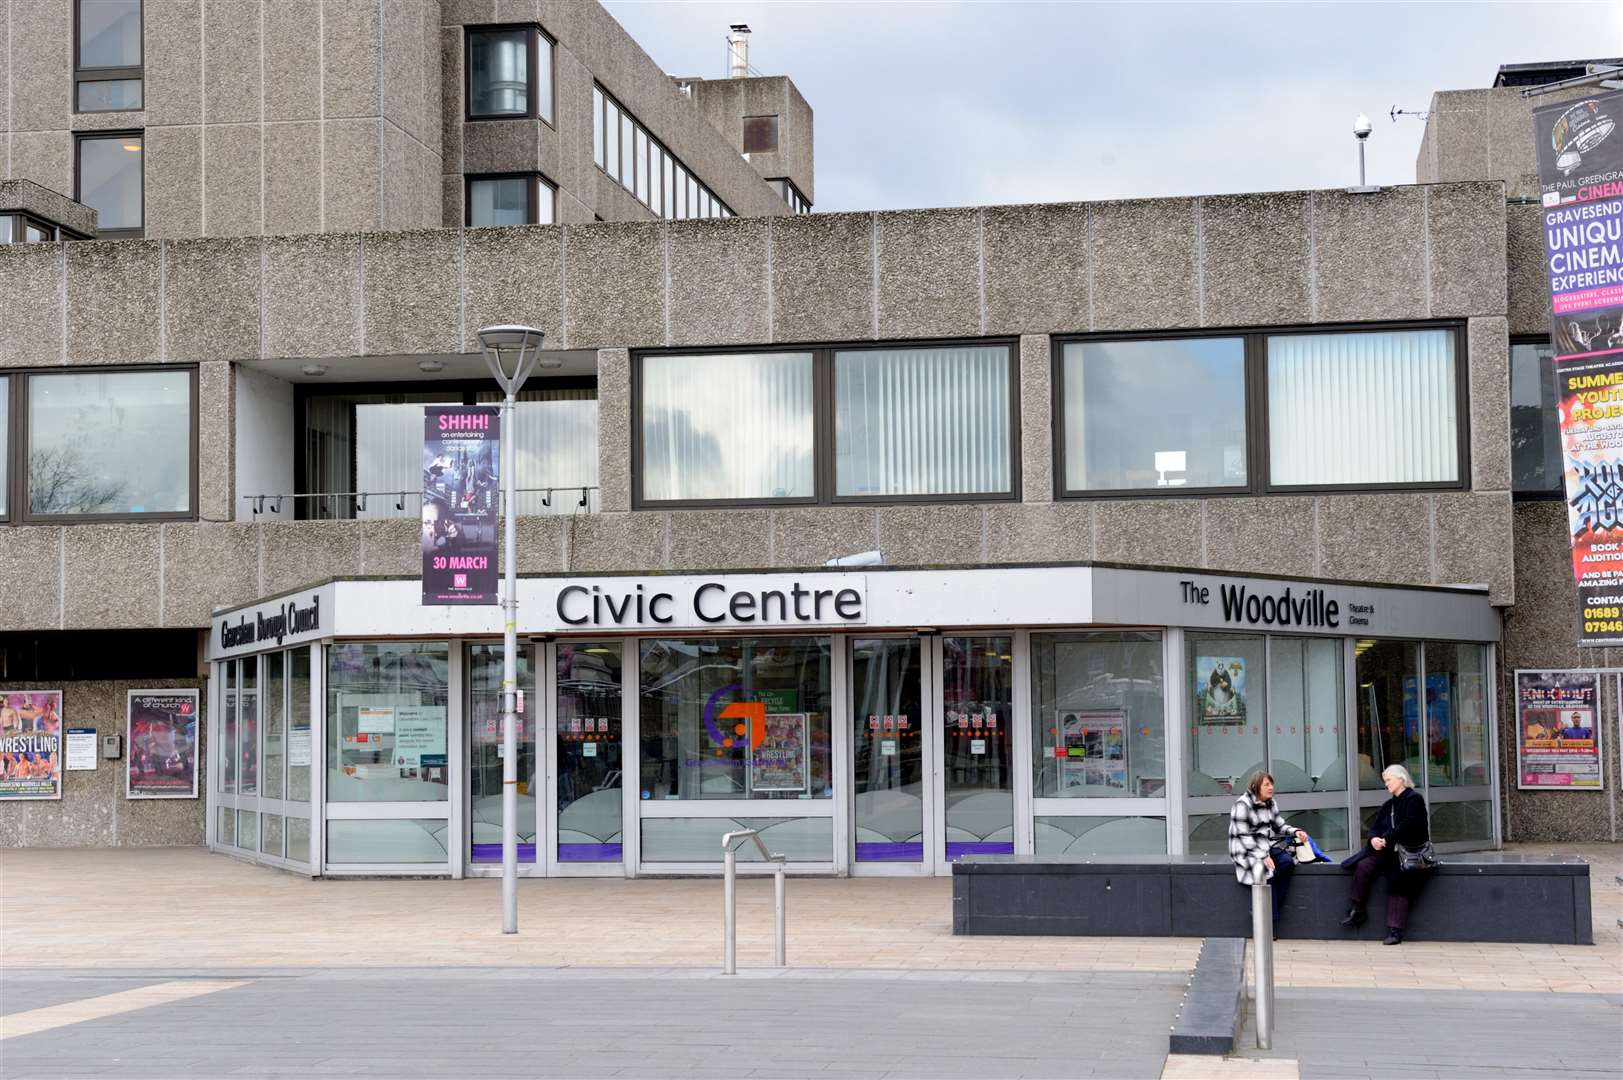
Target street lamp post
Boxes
[476,324,556,934]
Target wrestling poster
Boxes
[422,406,500,606]
[1515,670,1603,791]
[0,690,64,800]
[1534,91,1623,645]
[127,689,200,799]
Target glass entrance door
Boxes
[938,636,1015,869]
[851,638,926,869]
[553,641,625,870]
[467,643,537,870]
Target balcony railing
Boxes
[242,487,600,519]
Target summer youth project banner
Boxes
[127,689,200,799]
[1534,90,1623,645]
[1515,670,1603,790]
[422,405,500,606]
[0,690,64,800]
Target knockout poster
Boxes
[1534,90,1623,645]
[422,405,500,605]
[127,689,201,799]
[0,690,64,800]
[1515,671,1602,790]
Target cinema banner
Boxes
[422,406,500,606]
[1515,671,1603,791]
[1535,90,1623,644]
[0,690,64,800]
[127,690,200,799]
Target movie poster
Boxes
[749,713,808,793]
[1516,670,1603,791]
[127,690,200,799]
[0,690,64,800]
[421,405,500,606]
[1195,656,1246,725]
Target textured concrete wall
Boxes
[0,678,208,848]
[687,76,815,205]
[1415,86,1593,200]
[0,178,97,235]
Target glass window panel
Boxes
[0,216,12,243]
[1063,338,1247,491]
[649,145,663,215]
[286,815,311,864]
[662,154,673,219]
[640,352,814,501]
[79,0,141,68]
[1268,637,1345,793]
[941,637,1014,858]
[327,642,449,802]
[1035,816,1167,855]
[687,175,698,218]
[468,644,535,863]
[1430,799,1492,844]
[1186,634,1266,796]
[742,115,778,154]
[557,642,623,862]
[219,806,236,847]
[592,86,604,167]
[327,819,449,864]
[468,28,528,117]
[77,78,142,112]
[835,344,1012,497]
[641,816,832,862]
[468,176,531,226]
[473,388,597,514]
[1511,341,1561,495]
[537,177,555,226]
[24,219,51,242]
[635,129,650,202]
[852,638,924,862]
[1420,643,1489,788]
[535,33,553,123]
[263,651,285,800]
[1280,807,1349,852]
[221,661,237,794]
[1187,812,1233,855]
[1355,638,1420,790]
[28,369,189,516]
[1268,329,1459,485]
[239,655,258,794]
[287,647,312,804]
[77,134,142,232]
[604,101,619,177]
[0,378,8,517]
[620,116,634,187]
[261,812,284,858]
[638,637,832,801]
[236,808,259,851]
[1032,632,1165,799]
[302,392,460,519]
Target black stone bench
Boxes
[951,853,1593,945]
[1169,937,1246,1055]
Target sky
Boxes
[603,1,1623,212]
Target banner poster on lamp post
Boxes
[1534,89,1623,644]
[422,405,500,606]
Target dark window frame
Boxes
[1051,320,1472,500]
[463,23,555,126]
[463,172,557,227]
[74,129,145,239]
[592,82,733,220]
[631,338,1023,510]
[16,362,199,525]
[1510,334,1563,502]
[73,0,144,114]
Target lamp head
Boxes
[477,324,546,352]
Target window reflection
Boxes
[326,642,449,803]
[468,644,534,862]
[1355,639,1420,790]
[28,369,190,516]
[557,643,623,862]
[1031,632,1165,799]
[1511,341,1561,495]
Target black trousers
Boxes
[1349,849,1415,929]
[1266,846,1295,919]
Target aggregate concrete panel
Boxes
[144,125,204,240]
[6,132,73,205]
[1093,499,1203,569]
[1426,96,1490,183]
[1505,202,1547,338]
[1314,493,1432,585]
[68,108,150,134]
[1310,186,1429,323]
[263,232,362,359]
[1427,181,1506,319]
[323,0,382,117]
[264,122,324,235]
[161,522,261,626]
[0,179,95,236]
[771,507,878,568]
[667,218,771,347]
[362,229,462,355]
[441,0,500,22]
[19,681,118,847]
[461,225,564,352]
[564,512,665,573]
[421,0,444,158]
[381,0,428,144]
[358,518,424,576]
[198,361,235,521]
[0,528,64,630]
[770,212,874,344]
[515,515,569,573]
[162,237,262,364]
[461,118,540,175]
[0,243,64,367]
[667,510,774,571]
[982,502,1091,565]
[1467,317,1511,493]
[1017,334,1053,503]
[981,203,1090,336]
[259,521,365,595]
[1091,198,1201,332]
[874,208,981,339]
[202,0,263,125]
[876,504,986,566]
[62,525,163,628]
[441,174,464,229]
[323,118,384,233]
[562,222,666,349]
[439,27,465,175]
[1203,496,1317,578]
[1485,88,1545,201]
[1503,501,1580,672]
[1198,192,1312,328]
[145,0,205,127]
[65,240,162,364]
[201,124,264,237]
[7,0,70,132]
[264,0,322,121]
[1433,491,1513,604]
[594,348,631,513]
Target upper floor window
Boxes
[466,174,555,227]
[743,115,778,155]
[0,215,83,243]
[466,25,553,123]
[593,84,732,221]
[76,132,143,237]
[1511,339,1561,498]
[770,178,811,214]
[76,0,143,112]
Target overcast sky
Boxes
[603,1,1623,212]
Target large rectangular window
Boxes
[1512,339,1561,497]
[76,132,143,237]
[594,83,731,220]
[76,0,142,112]
[466,174,555,227]
[326,641,449,804]
[1031,632,1165,799]
[466,25,552,123]
[26,368,193,519]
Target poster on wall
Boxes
[1056,710,1127,792]
[749,713,809,793]
[127,690,200,799]
[1515,670,1604,791]
[421,405,500,606]
[1195,657,1247,725]
[1533,90,1623,646]
[0,690,63,800]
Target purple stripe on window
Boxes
[945,841,1014,860]
[856,841,923,862]
[559,843,623,862]
[471,843,537,863]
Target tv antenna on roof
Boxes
[1390,106,1430,122]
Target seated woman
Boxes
[1228,771,1308,920]
[1341,764,1430,945]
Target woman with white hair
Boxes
[1340,763,1431,945]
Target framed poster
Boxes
[1057,710,1127,793]
[0,690,64,800]
[1515,670,1603,791]
[1195,656,1247,726]
[749,712,809,793]
[127,689,201,799]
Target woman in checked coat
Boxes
[1228,771,1307,920]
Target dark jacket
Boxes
[1340,787,1429,869]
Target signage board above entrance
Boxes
[553,575,867,630]
[208,586,333,661]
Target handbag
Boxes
[1394,841,1438,872]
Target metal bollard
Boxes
[721,828,786,975]
[723,846,738,975]
[774,860,786,967]
[1251,881,1274,1050]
